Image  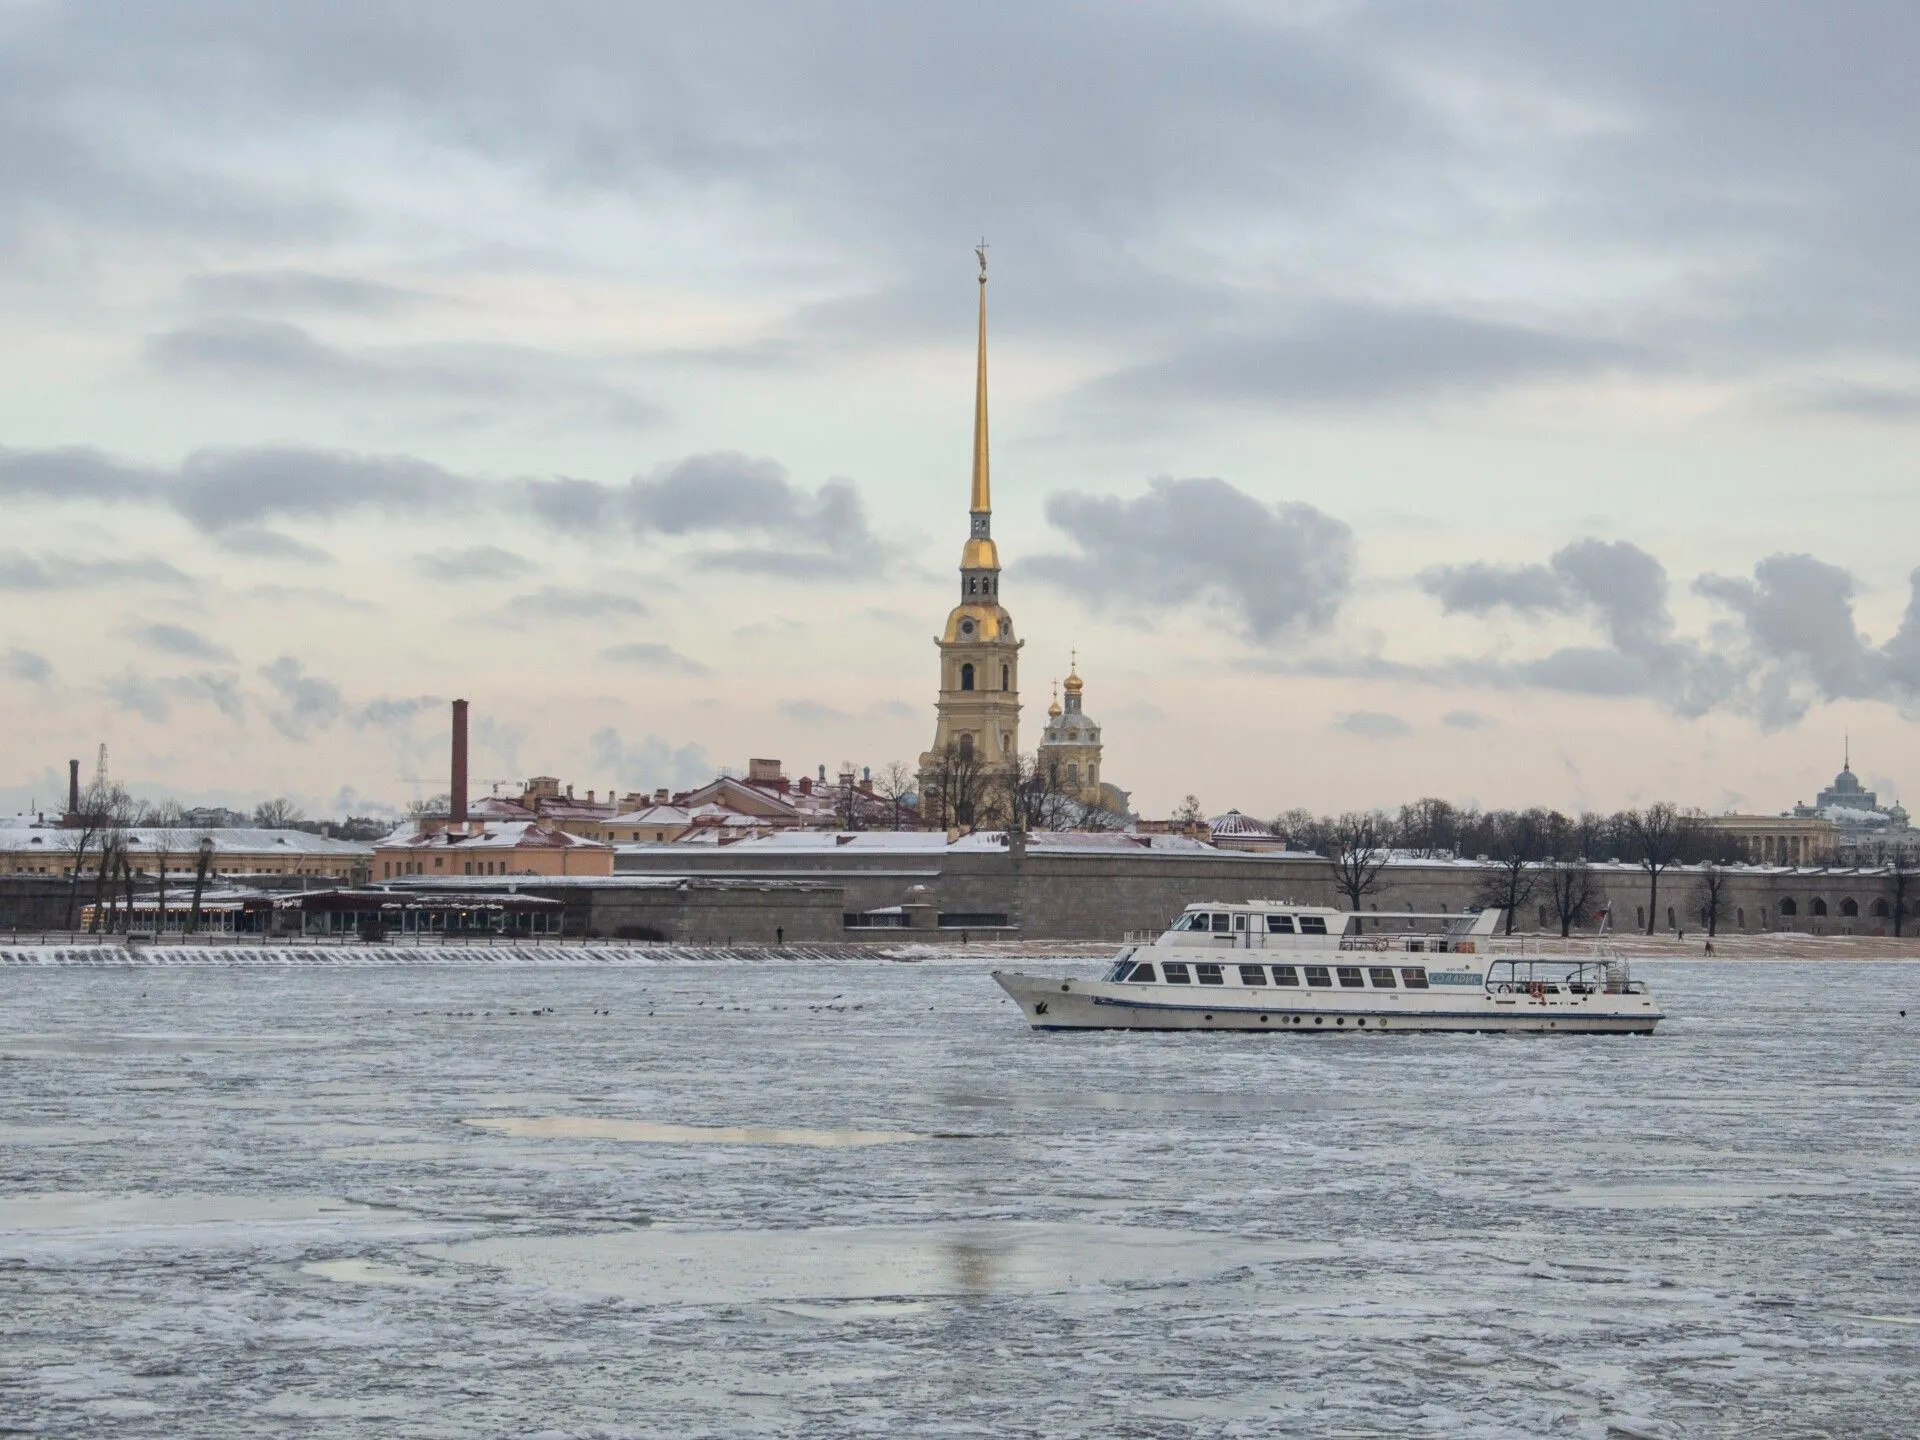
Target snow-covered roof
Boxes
[374,822,610,852]
[1209,809,1275,837]
[0,826,372,856]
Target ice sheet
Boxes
[1,956,1915,1435]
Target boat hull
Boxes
[992,971,1662,1035]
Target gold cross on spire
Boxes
[976,236,989,278]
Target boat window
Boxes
[1195,963,1224,985]
[1271,965,1300,986]
[1238,964,1267,986]
[1210,913,1231,933]
[1266,915,1295,933]
[1368,967,1396,988]
[1304,965,1332,987]
[1162,962,1192,984]
[1233,913,1248,932]
[1128,962,1157,982]
[1299,916,1328,935]
[1400,967,1429,989]
[1336,966,1366,988]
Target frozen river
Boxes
[3,955,1917,1437]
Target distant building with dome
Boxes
[1709,745,1917,867]
[1038,660,1128,817]
[1793,746,1915,864]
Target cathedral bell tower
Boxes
[921,243,1022,790]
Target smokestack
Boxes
[451,699,469,824]
[67,759,79,816]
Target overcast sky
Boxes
[5,1,1920,820]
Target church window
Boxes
[1001,733,1010,753]
[960,663,974,691]
[1089,765,1097,784]
[967,578,977,594]
[1067,763,1078,784]
[958,733,973,758]
[1001,664,1009,689]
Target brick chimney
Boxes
[67,758,79,817]
[451,699,469,824]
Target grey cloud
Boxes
[106,668,243,724]
[243,583,382,614]
[599,642,710,675]
[258,656,346,740]
[185,268,428,314]
[1793,381,1920,422]
[5,648,52,683]
[173,447,477,531]
[778,699,849,724]
[1422,539,1674,648]
[586,727,712,792]
[1335,710,1413,740]
[419,545,533,580]
[523,453,888,578]
[1441,709,1496,730]
[1089,305,1637,410]
[211,527,333,563]
[132,623,233,662]
[1421,561,1570,617]
[509,586,649,621]
[146,319,662,429]
[10,3,1920,406]
[1024,477,1355,643]
[356,696,439,730]
[1418,537,1920,729]
[0,550,194,590]
[873,699,917,720]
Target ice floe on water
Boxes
[425,1221,1333,1306]
[2,957,1916,1435]
[464,1115,923,1146]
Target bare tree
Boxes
[1471,809,1548,934]
[872,761,917,831]
[1888,860,1917,938]
[1619,803,1705,934]
[1395,797,1461,857]
[1325,810,1393,914]
[1070,791,1130,832]
[1171,794,1205,829]
[1544,860,1602,938]
[407,793,450,821]
[1691,862,1732,937]
[253,797,305,829]
[1271,808,1327,856]
[920,741,993,831]
[187,835,215,935]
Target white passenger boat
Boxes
[993,901,1662,1035]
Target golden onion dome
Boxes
[1063,668,1084,694]
[1047,683,1062,717]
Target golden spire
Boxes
[970,238,990,516]
[1048,681,1062,718]
[1064,648,1082,693]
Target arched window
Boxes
[1089,765,1097,784]
[1736,907,1745,927]
[1872,898,1890,918]
[1001,664,1009,690]
[960,663,974,691]
[1812,897,1828,916]
[967,577,977,594]
[1841,897,1859,917]
[1636,906,1645,928]
[1067,763,1078,784]
[958,733,973,758]
[1667,906,1676,929]
[1779,897,1798,916]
